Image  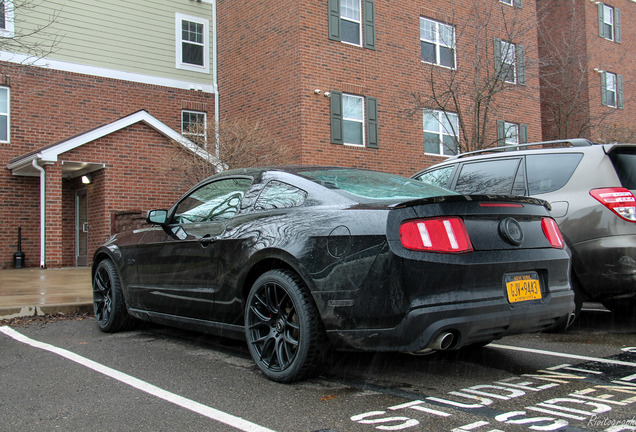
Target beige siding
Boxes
[17,0,213,86]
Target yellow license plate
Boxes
[506,273,542,303]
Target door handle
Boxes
[198,235,217,247]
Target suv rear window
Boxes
[455,158,521,194]
[525,153,583,194]
[609,147,636,189]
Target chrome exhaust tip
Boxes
[430,331,454,351]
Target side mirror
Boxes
[146,209,168,225]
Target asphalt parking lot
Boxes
[1,306,634,432]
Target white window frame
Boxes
[602,4,614,41]
[182,110,207,145]
[175,13,210,73]
[0,0,14,38]
[420,17,456,69]
[604,72,617,108]
[0,86,10,143]
[499,0,513,5]
[340,0,362,47]
[342,93,365,147]
[500,40,517,84]
[423,110,459,156]
[504,122,519,146]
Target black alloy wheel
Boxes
[245,270,325,383]
[93,259,133,333]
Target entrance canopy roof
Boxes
[7,110,222,177]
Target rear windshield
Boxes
[609,147,636,189]
[298,168,457,200]
[526,153,583,194]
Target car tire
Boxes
[245,269,326,383]
[93,259,134,333]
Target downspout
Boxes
[212,0,220,162]
[32,159,46,268]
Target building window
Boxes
[328,0,376,50]
[420,18,455,69]
[598,4,621,42]
[182,110,206,145]
[497,120,527,146]
[330,91,378,148]
[0,87,9,142]
[0,0,14,37]
[601,72,623,109]
[494,38,525,85]
[175,13,209,73]
[423,110,458,156]
[499,0,522,7]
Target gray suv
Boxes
[413,139,636,319]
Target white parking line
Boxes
[0,326,276,432]
[490,343,636,367]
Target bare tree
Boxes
[165,118,296,189]
[405,0,538,153]
[0,0,61,64]
[537,0,624,141]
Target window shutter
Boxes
[330,91,344,145]
[514,0,522,8]
[598,4,605,38]
[519,124,528,144]
[366,96,378,148]
[494,38,502,78]
[328,0,341,41]
[497,120,505,145]
[614,8,621,43]
[363,0,376,50]
[617,74,624,109]
[516,44,525,85]
[601,72,608,106]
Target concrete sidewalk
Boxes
[0,267,93,320]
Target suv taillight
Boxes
[400,217,473,253]
[590,188,636,222]
[541,218,565,249]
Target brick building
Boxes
[537,0,635,142]
[1,0,559,268]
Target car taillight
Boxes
[400,217,473,253]
[541,218,565,249]
[590,188,636,222]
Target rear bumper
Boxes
[571,234,636,300]
[326,290,574,352]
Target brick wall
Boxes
[0,63,214,268]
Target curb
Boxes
[0,303,94,320]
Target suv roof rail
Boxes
[448,138,594,160]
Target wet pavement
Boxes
[0,267,93,319]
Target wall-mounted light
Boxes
[323,91,331,98]
[314,89,322,94]
[81,174,92,184]
[593,68,604,74]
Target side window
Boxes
[494,39,525,85]
[175,13,210,73]
[255,181,307,210]
[609,148,636,189]
[330,91,378,148]
[420,17,456,69]
[598,3,621,42]
[0,0,14,37]
[328,0,376,50]
[525,154,583,195]
[415,166,455,188]
[182,110,206,145]
[174,178,252,224]
[0,86,9,142]
[423,110,459,155]
[601,72,623,109]
[455,158,521,194]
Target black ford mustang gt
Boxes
[92,166,574,382]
